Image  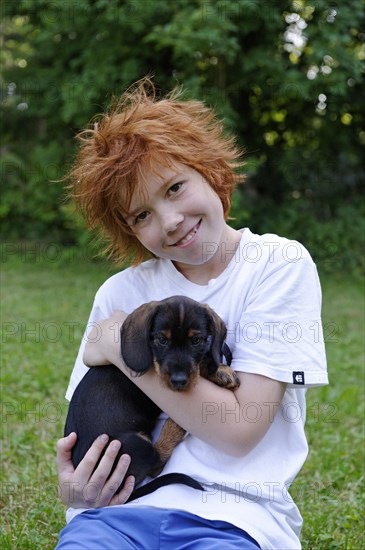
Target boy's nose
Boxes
[161,210,184,234]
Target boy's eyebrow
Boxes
[125,204,144,219]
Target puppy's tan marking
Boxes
[188,329,202,337]
[153,359,161,376]
[154,418,186,463]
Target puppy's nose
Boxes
[170,372,189,390]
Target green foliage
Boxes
[1,0,364,273]
[1,143,70,240]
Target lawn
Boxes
[1,250,364,549]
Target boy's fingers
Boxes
[73,434,110,485]
[98,454,134,507]
[110,475,135,507]
[57,434,133,507]
[57,432,77,453]
[89,439,123,492]
[56,433,77,475]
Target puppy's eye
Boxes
[191,335,204,346]
[156,335,169,346]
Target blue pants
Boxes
[56,506,260,549]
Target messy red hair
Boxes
[67,77,245,265]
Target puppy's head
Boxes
[121,296,227,391]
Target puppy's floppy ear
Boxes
[204,305,227,375]
[120,301,158,374]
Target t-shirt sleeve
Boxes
[231,243,328,387]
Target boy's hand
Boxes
[57,432,135,508]
[83,311,128,367]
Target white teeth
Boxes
[178,226,198,245]
[175,225,199,246]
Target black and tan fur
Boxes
[64,296,239,494]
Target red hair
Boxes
[67,78,245,265]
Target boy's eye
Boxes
[168,182,183,194]
[135,211,149,223]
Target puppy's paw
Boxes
[210,365,240,390]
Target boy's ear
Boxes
[204,306,227,375]
[120,302,159,374]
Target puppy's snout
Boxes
[170,372,189,390]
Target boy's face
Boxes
[124,162,240,279]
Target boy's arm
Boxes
[130,369,285,457]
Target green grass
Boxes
[1,252,364,549]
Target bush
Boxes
[235,196,365,277]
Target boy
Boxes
[56,78,328,549]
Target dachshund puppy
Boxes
[64,296,239,495]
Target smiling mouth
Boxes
[172,220,201,246]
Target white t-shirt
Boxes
[65,228,328,549]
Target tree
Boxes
[1,0,364,271]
